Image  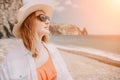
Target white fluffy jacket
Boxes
[0,42,73,80]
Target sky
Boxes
[23,0,120,35]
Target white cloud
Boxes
[65,0,72,5]
[55,6,65,12]
[64,0,79,8]
[54,0,79,12]
[51,0,66,12]
[72,4,79,8]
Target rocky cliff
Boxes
[50,23,88,35]
[0,0,22,38]
[50,23,81,35]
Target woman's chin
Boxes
[44,30,50,35]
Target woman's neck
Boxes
[36,34,44,53]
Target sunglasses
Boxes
[37,14,50,22]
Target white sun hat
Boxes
[12,0,54,38]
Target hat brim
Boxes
[13,3,53,38]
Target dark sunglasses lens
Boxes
[39,14,49,22]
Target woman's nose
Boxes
[45,19,50,25]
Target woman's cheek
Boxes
[37,27,48,35]
[35,23,50,35]
[37,28,43,34]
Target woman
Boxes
[0,0,73,80]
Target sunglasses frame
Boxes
[37,14,50,22]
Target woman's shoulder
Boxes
[2,43,28,63]
[0,44,29,71]
[8,45,26,56]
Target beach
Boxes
[60,50,120,80]
[0,38,120,80]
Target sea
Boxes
[49,35,120,54]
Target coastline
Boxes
[55,44,120,67]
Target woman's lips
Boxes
[44,27,49,30]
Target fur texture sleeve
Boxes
[0,56,10,80]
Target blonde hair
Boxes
[20,12,49,58]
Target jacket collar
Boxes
[19,41,48,56]
[19,41,32,56]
